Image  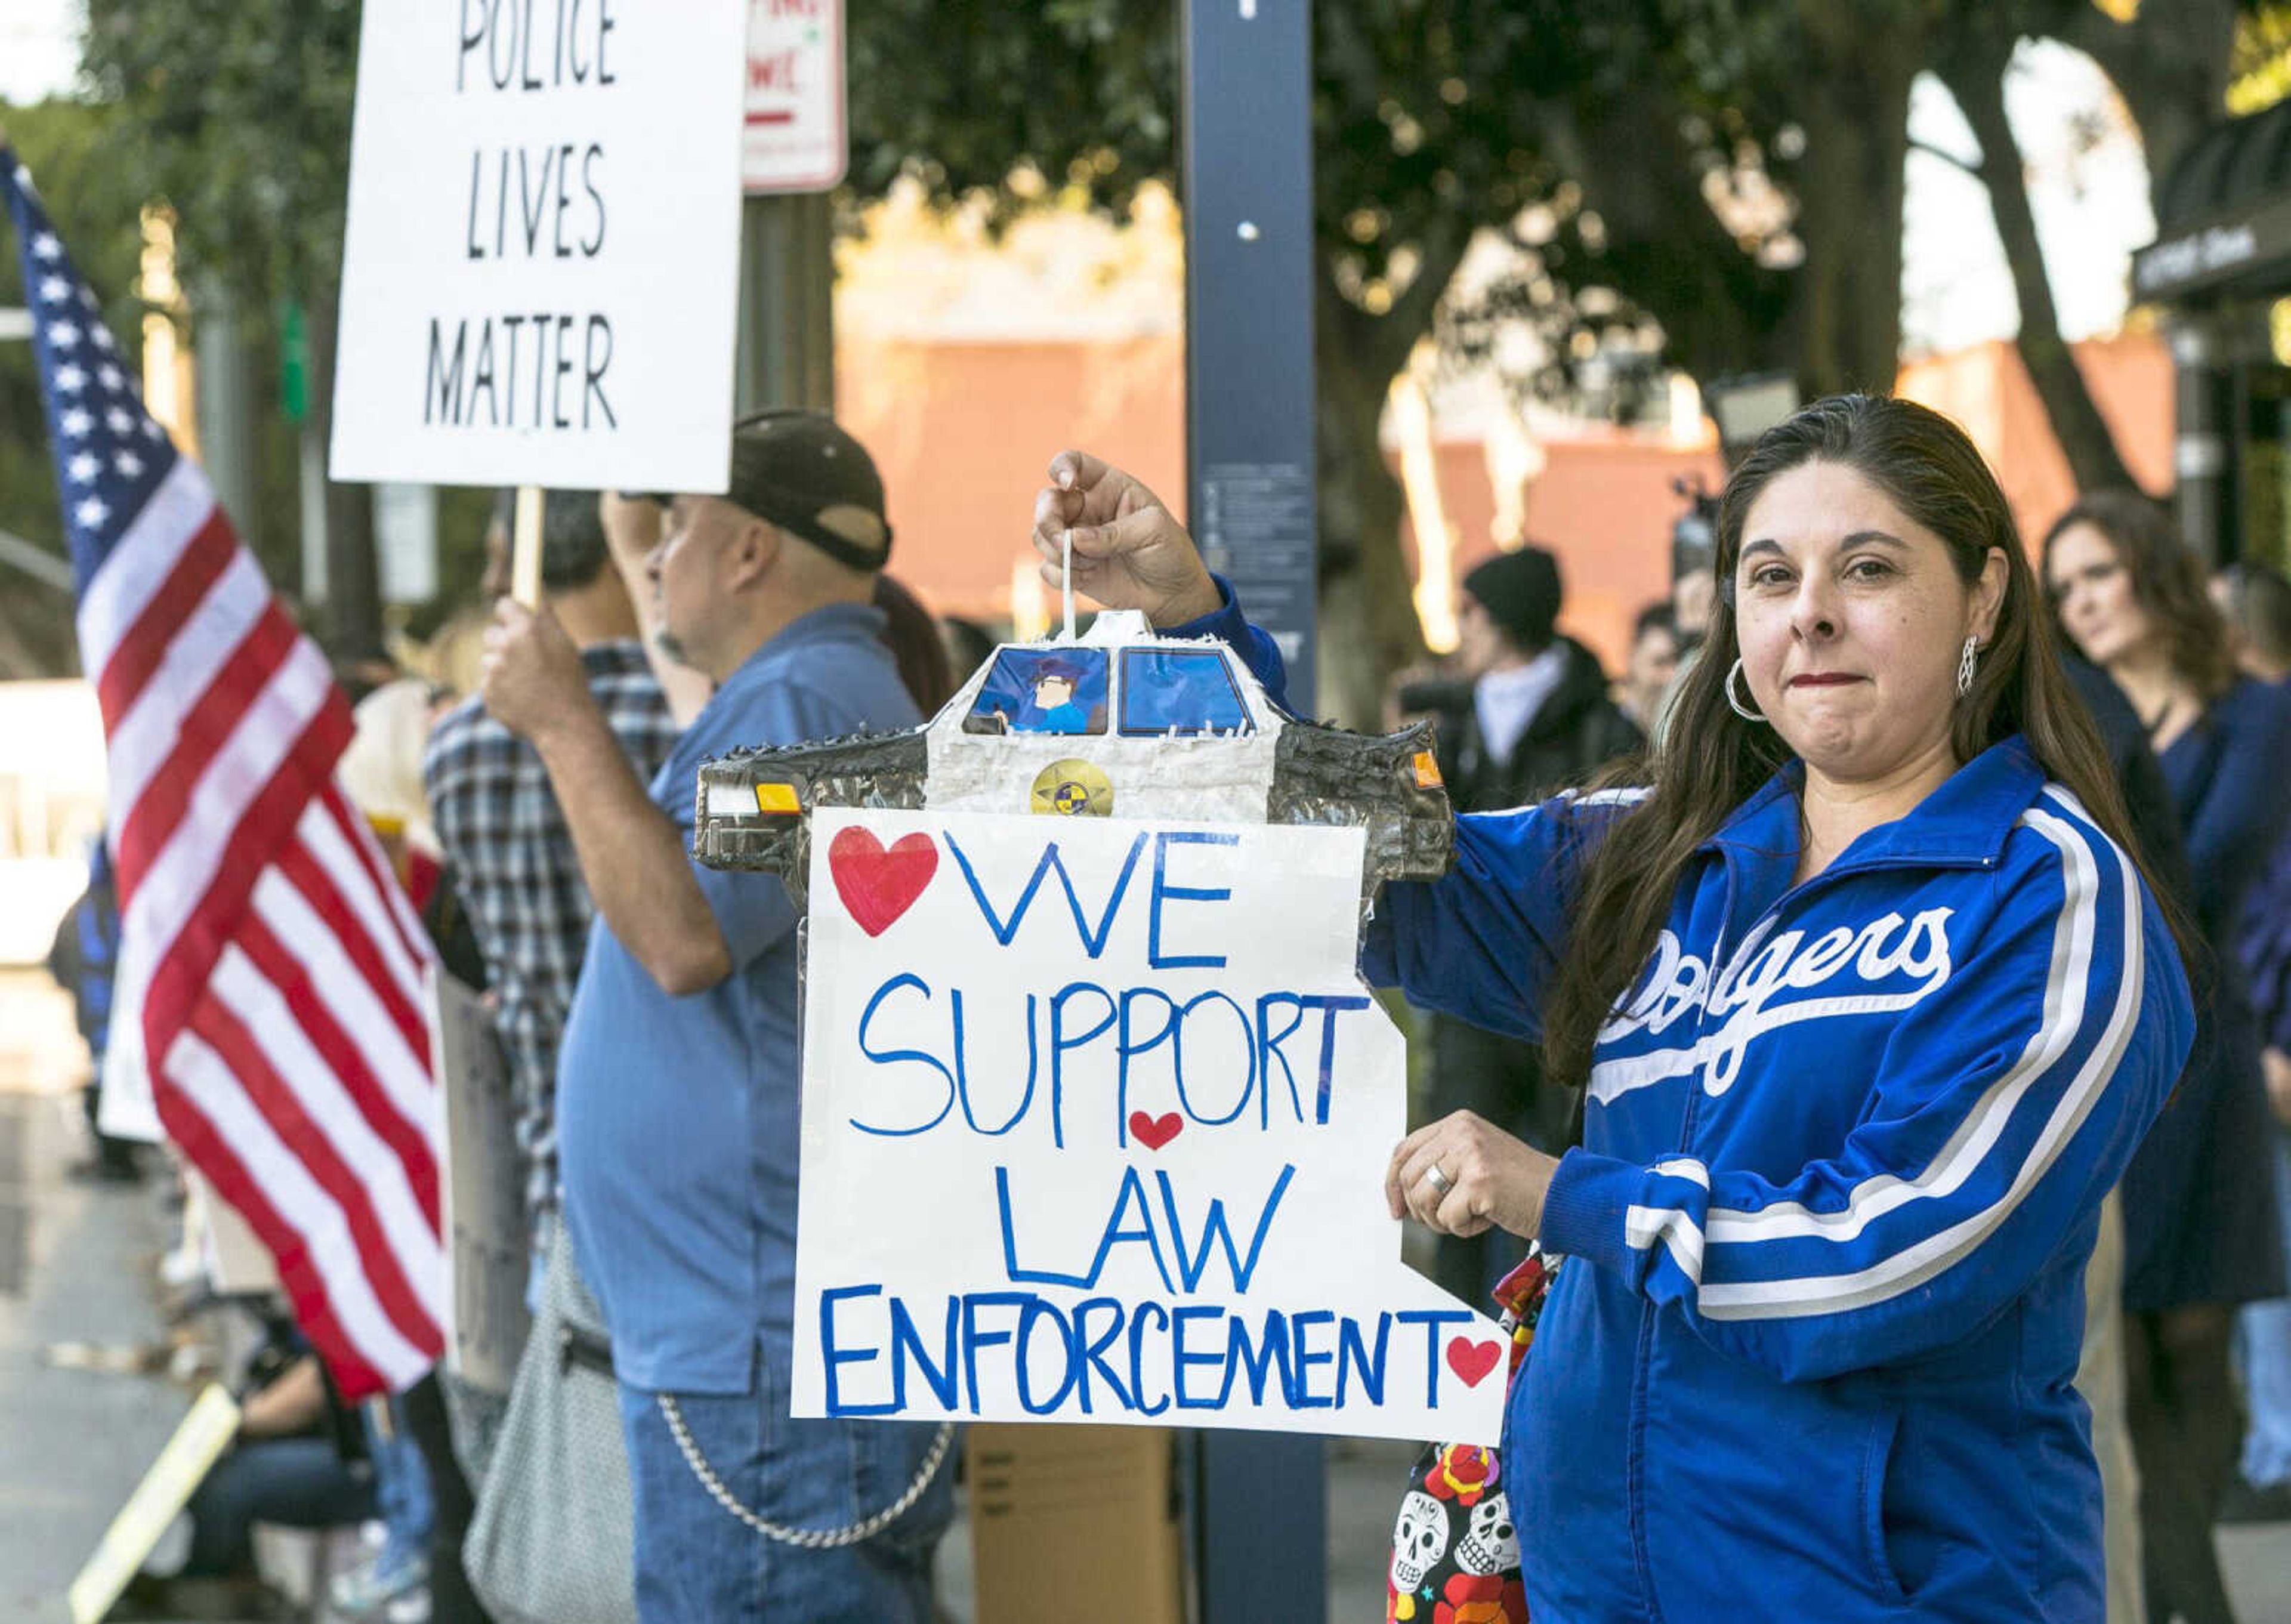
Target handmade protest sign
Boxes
[792,807,1508,1444]
[329,0,746,492]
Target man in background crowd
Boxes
[425,490,680,1256]
[1614,602,1679,736]
[44,833,140,1184]
[1401,545,1641,1304]
[478,412,954,1619]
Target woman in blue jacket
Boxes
[2046,493,2291,1622]
[1033,394,2194,1621]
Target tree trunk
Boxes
[1310,222,1473,730]
[1784,4,1927,397]
[304,282,381,658]
[1938,32,2138,495]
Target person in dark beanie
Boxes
[1412,545,1642,1304]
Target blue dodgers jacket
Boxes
[1368,748,2190,1621]
[1177,583,2193,1618]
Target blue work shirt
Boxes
[557,603,921,1395]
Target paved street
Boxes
[2,969,2287,1622]
[0,972,200,1622]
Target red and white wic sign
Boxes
[743,0,847,194]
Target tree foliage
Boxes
[79,0,360,308]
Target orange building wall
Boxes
[838,335,1188,626]
[1897,333,2174,552]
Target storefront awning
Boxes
[2133,97,2291,304]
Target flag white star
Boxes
[32,232,61,261]
[54,363,87,392]
[78,286,96,310]
[60,407,93,438]
[114,450,145,478]
[97,364,123,391]
[38,275,69,304]
[91,323,116,352]
[47,320,80,348]
[12,161,33,191]
[142,418,164,441]
[106,406,135,434]
[75,497,109,529]
[68,452,100,484]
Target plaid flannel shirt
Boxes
[424,640,679,1227]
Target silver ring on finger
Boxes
[1424,1162,1455,1198]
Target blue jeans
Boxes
[615,1357,954,1622]
[360,1397,434,1565]
[182,1438,376,1576]
[2239,1128,2291,1488]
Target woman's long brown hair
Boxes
[1540,395,2164,1091]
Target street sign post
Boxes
[742,0,848,195]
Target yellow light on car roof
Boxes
[754,783,801,815]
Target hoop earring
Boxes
[1726,658,1767,723]
[1957,635,1980,698]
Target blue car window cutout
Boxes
[962,648,1110,736]
[1117,649,1254,736]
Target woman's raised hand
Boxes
[1032,452,1223,628]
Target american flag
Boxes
[5,149,444,1398]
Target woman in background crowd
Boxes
[2046,495,2291,1622]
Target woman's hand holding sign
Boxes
[1032,452,1224,628]
[1387,1111,1559,1242]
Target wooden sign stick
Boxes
[510,485,544,610]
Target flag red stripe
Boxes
[186,992,438,1356]
[146,1070,386,1399]
[270,835,430,1066]
[140,695,354,1063]
[236,910,440,1230]
[92,507,236,732]
[112,603,302,910]
[315,783,431,974]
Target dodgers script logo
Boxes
[1592,907,1957,1100]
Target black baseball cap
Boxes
[622,409,893,572]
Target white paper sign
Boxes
[793,808,1508,1444]
[743,0,847,193]
[329,0,747,492]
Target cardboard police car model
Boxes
[692,611,1453,906]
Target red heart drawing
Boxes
[1446,1337,1502,1389]
[1128,1110,1184,1151]
[828,827,938,937]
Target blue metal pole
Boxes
[1180,2,1329,1619]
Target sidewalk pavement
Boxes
[0,1086,198,1622]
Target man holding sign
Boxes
[480,411,947,1619]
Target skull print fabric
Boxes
[1383,1251,1556,1623]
